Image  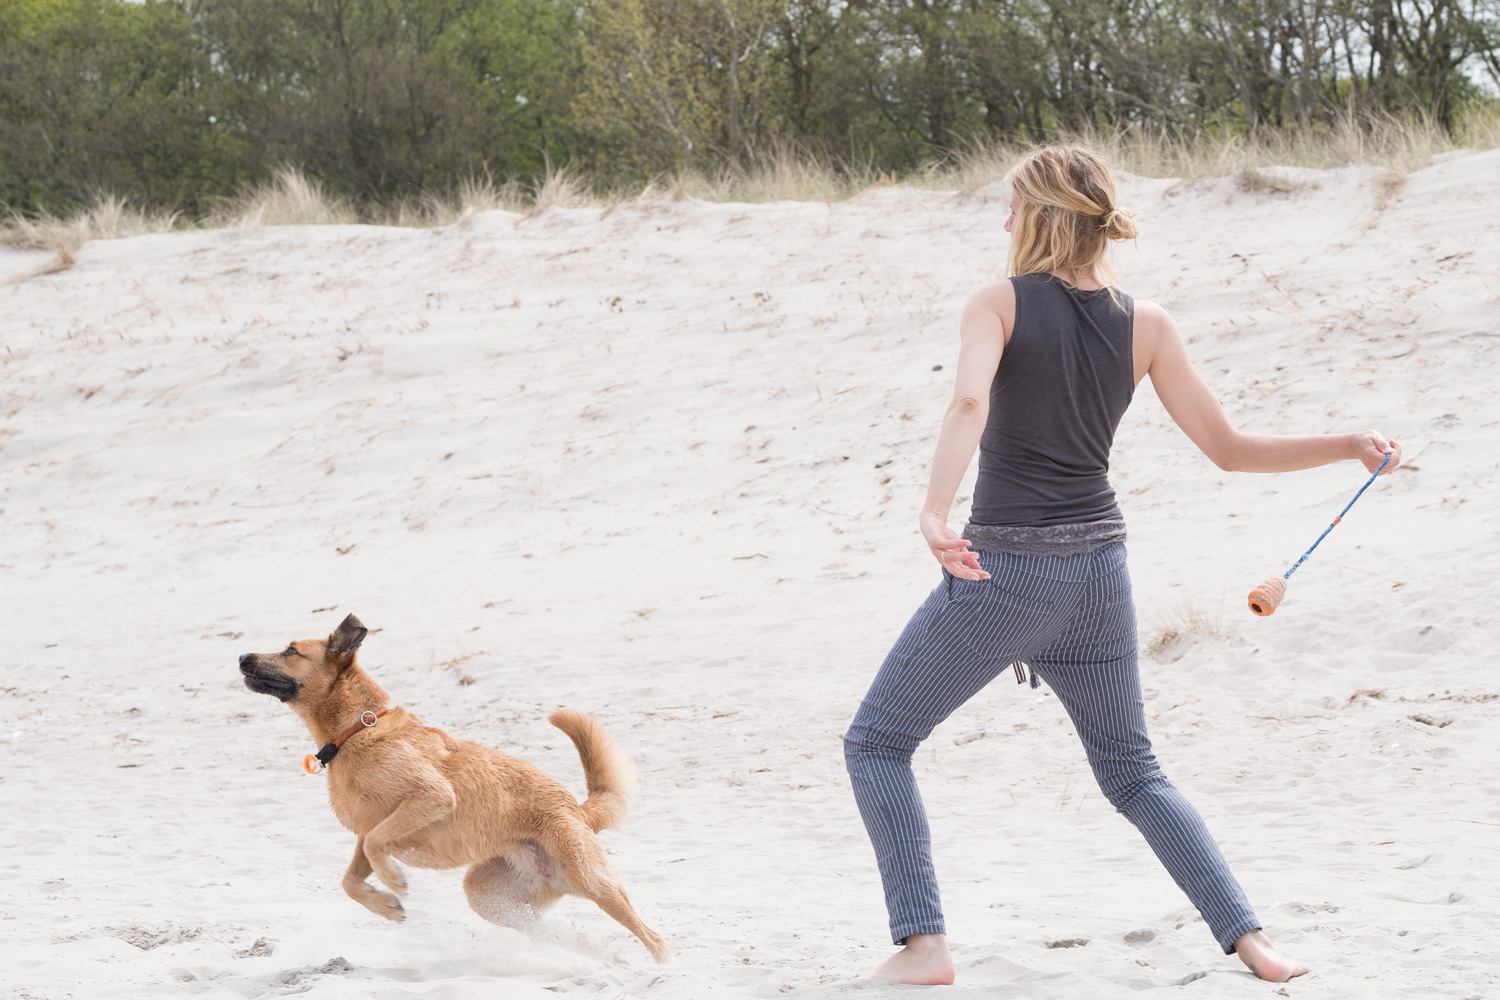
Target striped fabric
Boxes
[844,541,1261,954]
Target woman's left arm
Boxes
[1139,300,1402,475]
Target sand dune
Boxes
[2,152,1498,999]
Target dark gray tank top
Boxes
[969,273,1135,527]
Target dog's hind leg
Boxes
[343,835,405,922]
[462,854,563,930]
[543,824,672,964]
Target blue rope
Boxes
[1284,451,1392,580]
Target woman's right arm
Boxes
[1138,300,1401,475]
[918,283,1012,581]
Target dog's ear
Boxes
[326,614,368,662]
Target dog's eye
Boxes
[283,645,297,656]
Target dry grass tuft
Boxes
[207,166,359,228]
[2,213,88,275]
[376,172,530,228]
[448,172,529,220]
[668,145,879,204]
[1236,167,1318,194]
[2,196,179,276]
[1372,168,1408,210]
[526,163,599,216]
[437,652,482,687]
[77,194,181,239]
[1145,596,1234,658]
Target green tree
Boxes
[0,0,212,213]
[3,0,1499,215]
[575,0,783,175]
[197,0,583,201]
[1362,0,1496,129]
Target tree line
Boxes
[2,0,1497,216]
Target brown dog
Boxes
[237,614,670,962]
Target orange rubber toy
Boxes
[1247,577,1287,616]
[1248,452,1390,617]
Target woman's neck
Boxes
[1049,268,1103,290]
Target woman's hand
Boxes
[920,514,990,580]
[1349,430,1401,474]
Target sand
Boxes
[1,151,1497,1000]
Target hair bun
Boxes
[1102,206,1138,241]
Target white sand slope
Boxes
[2,151,1498,1000]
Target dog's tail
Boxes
[549,709,634,832]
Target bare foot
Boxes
[1233,929,1309,982]
[865,933,955,985]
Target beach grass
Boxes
[4,106,1497,260]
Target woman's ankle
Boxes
[901,932,948,952]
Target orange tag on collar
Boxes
[303,754,324,775]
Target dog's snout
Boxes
[239,653,254,670]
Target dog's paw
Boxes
[372,892,406,923]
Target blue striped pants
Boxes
[844,542,1261,953]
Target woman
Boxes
[842,144,1400,985]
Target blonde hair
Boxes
[1006,144,1137,288]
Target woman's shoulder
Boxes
[965,278,1017,313]
[1132,297,1170,329]
[1130,298,1181,359]
[960,280,1018,347]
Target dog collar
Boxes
[302,707,390,774]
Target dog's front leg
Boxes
[343,834,406,922]
[363,785,455,898]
